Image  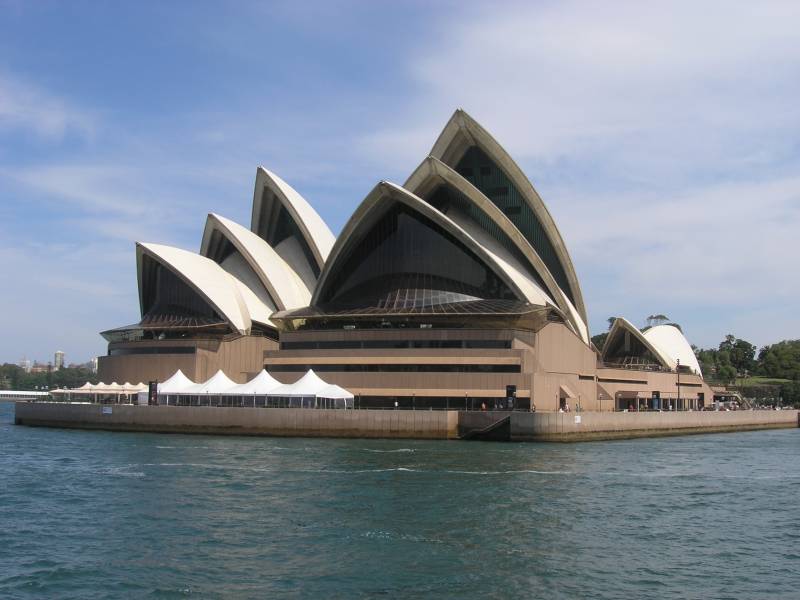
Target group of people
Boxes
[479,397,515,411]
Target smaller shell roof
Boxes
[603,317,675,370]
[643,325,703,376]
[137,242,251,334]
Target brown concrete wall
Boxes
[596,368,715,409]
[14,402,459,440]
[265,345,532,399]
[98,335,277,385]
[532,323,599,411]
[196,335,277,382]
[459,410,799,442]
[98,353,198,383]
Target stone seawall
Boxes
[14,403,460,440]
[459,410,799,442]
[14,403,798,442]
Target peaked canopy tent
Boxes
[181,370,237,395]
[51,381,147,403]
[165,370,238,407]
[317,383,355,409]
[218,370,283,407]
[158,369,194,394]
[225,369,282,395]
[268,369,331,408]
[154,368,354,408]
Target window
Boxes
[279,339,512,350]
[268,363,520,373]
[318,203,516,311]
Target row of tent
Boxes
[52,382,147,396]
[149,368,354,407]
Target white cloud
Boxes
[353,0,800,347]
[560,174,800,301]
[360,0,800,181]
[0,72,96,140]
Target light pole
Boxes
[676,359,681,411]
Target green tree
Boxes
[717,364,736,383]
[592,332,608,351]
[757,340,800,380]
[780,381,800,408]
[719,335,756,373]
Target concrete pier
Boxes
[13,402,798,442]
[459,409,799,442]
[14,402,459,440]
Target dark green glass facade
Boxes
[454,146,575,305]
[426,184,551,295]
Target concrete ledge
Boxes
[459,410,799,442]
[15,403,797,442]
[14,403,460,440]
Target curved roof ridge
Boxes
[429,108,588,326]
[250,167,335,270]
[643,324,703,376]
[136,242,252,334]
[201,213,312,311]
[404,155,589,343]
[312,181,538,307]
[602,317,675,370]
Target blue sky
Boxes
[1,0,799,364]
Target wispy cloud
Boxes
[0,72,96,140]
[360,1,800,181]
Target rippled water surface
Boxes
[1,402,799,599]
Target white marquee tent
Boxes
[154,368,354,408]
[226,369,281,395]
[158,369,194,393]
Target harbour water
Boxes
[1,401,799,599]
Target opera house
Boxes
[99,109,715,412]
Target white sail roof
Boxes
[201,213,313,311]
[251,167,336,278]
[643,325,703,376]
[313,181,548,308]
[137,242,252,334]
[429,108,588,327]
[404,156,589,343]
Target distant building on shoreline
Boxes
[54,351,65,371]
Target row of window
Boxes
[597,377,649,385]
[268,364,521,373]
[109,346,196,356]
[280,339,512,350]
